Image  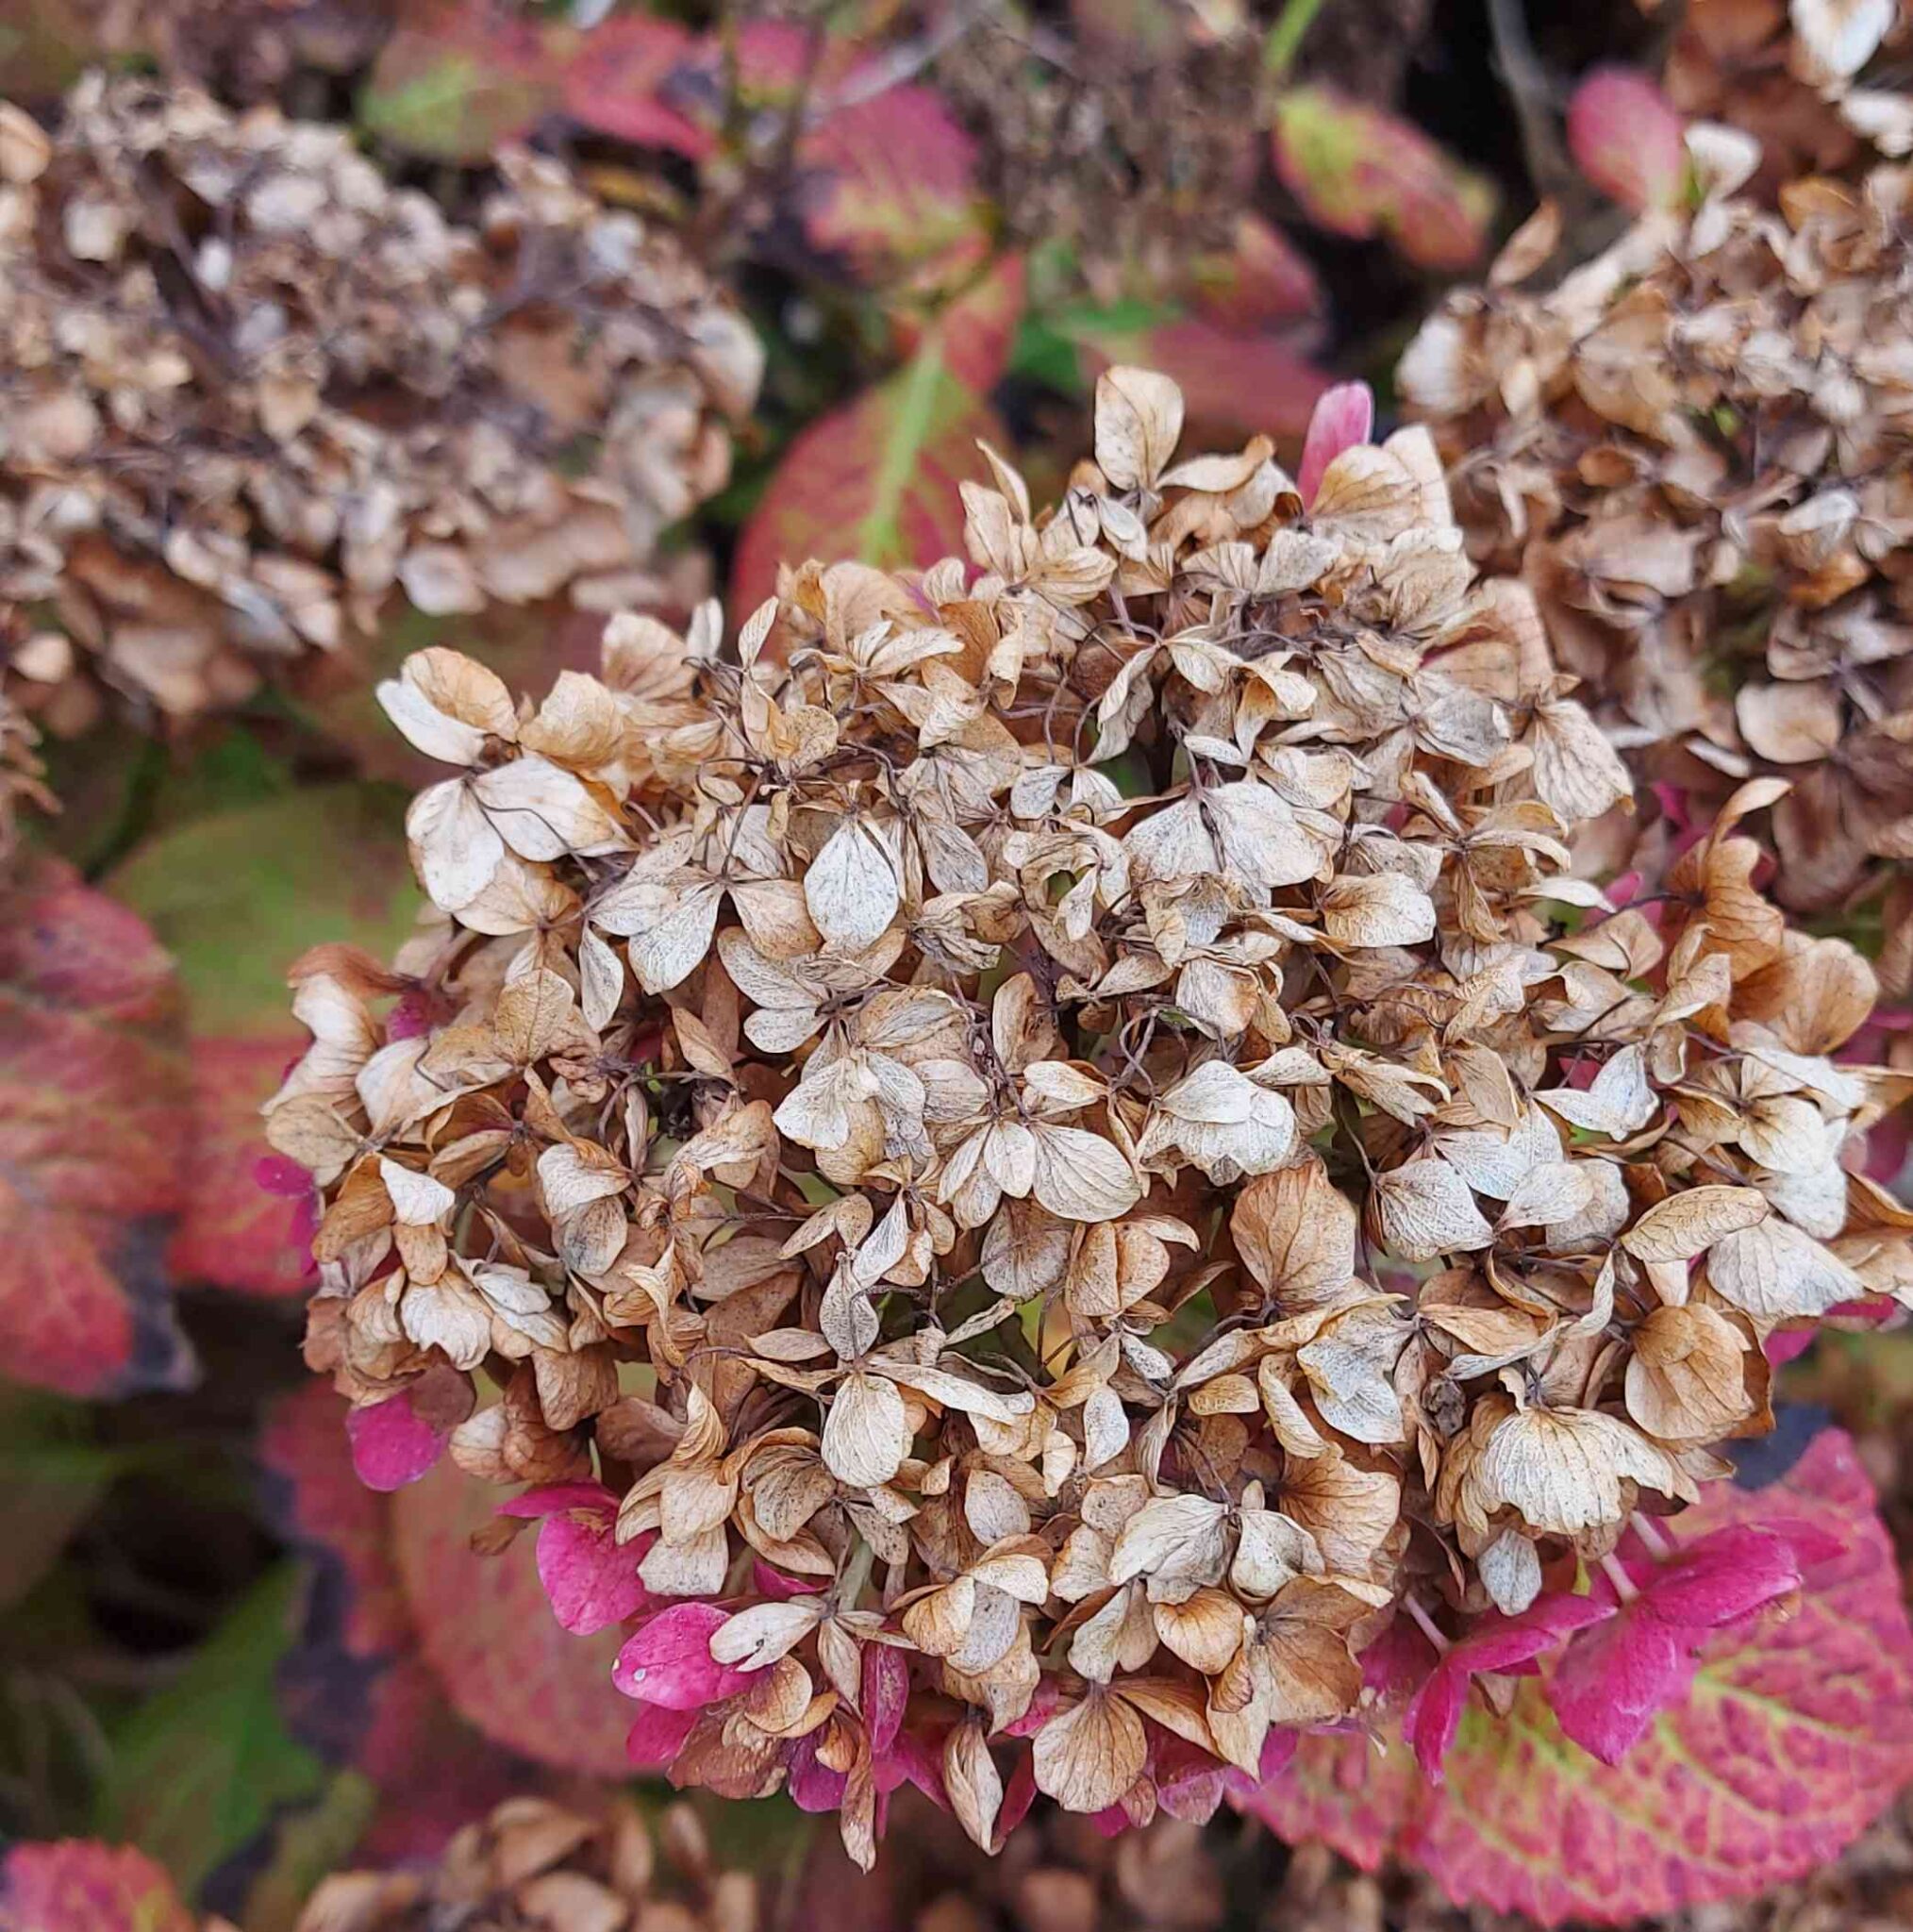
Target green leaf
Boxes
[238,1769,379,1932]
[0,1401,118,1609]
[106,787,417,1041]
[358,9,559,162]
[96,1565,326,1900]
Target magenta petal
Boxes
[1547,1609,1690,1766]
[1298,380,1374,506]
[861,1644,909,1758]
[1453,1590,1617,1674]
[996,1751,1040,1840]
[254,1153,314,1198]
[1761,1514,1848,1574]
[537,1516,654,1635]
[499,1480,613,1520]
[1154,1735,1228,1825]
[752,1560,826,1600]
[894,1728,951,1810]
[345,1390,447,1492]
[625,1700,698,1771]
[1401,1657,1471,1784]
[1639,1526,1798,1630]
[788,1734,848,1813]
[613,1603,754,1708]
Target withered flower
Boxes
[271,371,1899,1864]
[297,1794,756,1932]
[1402,128,1913,992]
[0,75,757,794]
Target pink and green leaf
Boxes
[732,256,1025,613]
[796,83,989,290]
[0,859,191,1398]
[1271,85,1495,271]
[0,1840,196,1932]
[1240,1427,1913,1924]
[358,7,559,162]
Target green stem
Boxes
[1264,0,1330,79]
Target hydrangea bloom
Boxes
[269,371,1906,1865]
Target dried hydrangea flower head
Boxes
[296,1795,755,1932]
[1401,131,1913,992]
[1668,0,1913,186]
[270,370,1905,1866]
[0,75,758,754]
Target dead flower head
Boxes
[1401,129,1913,994]
[0,75,758,801]
[296,1793,756,1932]
[270,369,1903,1864]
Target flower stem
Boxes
[1629,1512,1672,1559]
[1406,1593,1452,1654]
[1264,0,1329,79]
[1599,1550,1640,1604]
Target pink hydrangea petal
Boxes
[788,1734,849,1812]
[1452,1590,1616,1674]
[612,1603,756,1709]
[1154,1736,1228,1824]
[1298,380,1373,507]
[752,1560,826,1600]
[625,1700,698,1771]
[1401,1656,1472,1783]
[537,1516,655,1635]
[861,1644,909,1758]
[498,1480,614,1520]
[1638,1525,1798,1630]
[893,1727,951,1809]
[1762,1514,1849,1573]
[254,1154,314,1198]
[1547,1608,1691,1766]
[345,1389,449,1492]
[1090,1802,1132,1838]
[997,1751,1040,1840]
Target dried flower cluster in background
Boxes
[297,1794,757,1932]
[0,75,758,787]
[1401,133,1913,994]
[1667,0,1913,192]
[268,368,1906,1867]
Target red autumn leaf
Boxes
[1188,215,1324,336]
[1239,1426,1913,1924]
[731,256,1024,615]
[1270,86,1495,272]
[263,1383,630,1842]
[0,1840,195,1932]
[391,1454,633,1778]
[797,84,989,289]
[1065,314,1329,446]
[1568,67,1688,212]
[164,1037,309,1300]
[0,858,192,1397]
[358,4,560,162]
[558,14,715,158]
